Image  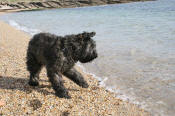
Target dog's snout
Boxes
[93,51,98,58]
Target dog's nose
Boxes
[93,51,98,58]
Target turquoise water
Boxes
[1,0,175,115]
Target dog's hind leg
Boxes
[63,68,89,88]
[46,65,71,99]
[26,52,42,86]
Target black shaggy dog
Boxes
[26,32,97,98]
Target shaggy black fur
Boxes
[26,32,97,98]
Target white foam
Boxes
[9,20,41,35]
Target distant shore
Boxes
[0,9,151,115]
[0,0,154,12]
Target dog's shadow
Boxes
[0,76,79,97]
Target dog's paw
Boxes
[28,80,39,86]
[79,81,89,88]
[55,90,71,99]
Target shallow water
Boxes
[1,0,175,115]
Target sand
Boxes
[0,11,150,116]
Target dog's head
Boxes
[75,32,98,63]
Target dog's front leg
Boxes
[46,66,71,99]
[63,67,89,88]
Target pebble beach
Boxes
[0,11,150,116]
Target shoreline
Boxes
[0,10,150,116]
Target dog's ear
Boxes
[89,32,96,37]
[76,32,96,41]
[82,31,96,41]
[82,31,96,38]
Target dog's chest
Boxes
[61,49,75,72]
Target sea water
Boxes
[1,0,175,115]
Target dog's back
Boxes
[27,33,61,65]
[29,33,58,49]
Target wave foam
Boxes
[9,20,41,35]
